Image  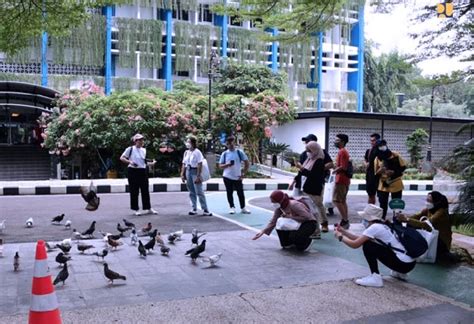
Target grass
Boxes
[452,224,474,237]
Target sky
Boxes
[364,0,473,76]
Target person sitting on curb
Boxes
[334,204,416,287]
[396,191,454,262]
[252,190,317,252]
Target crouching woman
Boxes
[252,190,317,252]
[334,204,416,287]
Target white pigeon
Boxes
[172,229,184,240]
[62,238,72,247]
[202,253,223,267]
[64,220,72,230]
[25,217,34,228]
[72,229,83,240]
[0,220,5,233]
[130,230,138,246]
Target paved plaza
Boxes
[0,187,472,323]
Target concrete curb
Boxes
[0,178,434,196]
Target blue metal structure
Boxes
[348,5,364,112]
[104,6,112,95]
[271,28,278,73]
[41,32,48,87]
[164,9,173,91]
[317,32,323,112]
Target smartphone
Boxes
[230,160,235,165]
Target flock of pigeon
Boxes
[1,183,223,287]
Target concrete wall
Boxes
[271,118,327,153]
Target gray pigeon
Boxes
[53,263,69,286]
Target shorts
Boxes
[333,184,349,203]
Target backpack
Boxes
[346,160,353,178]
[293,196,319,218]
[377,222,428,258]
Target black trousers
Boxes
[223,177,245,209]
[276,220,317,251]
[363,240,416,274]
[377,190,402,219]
[127,168,151,211]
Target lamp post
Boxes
[206,49,220,175]
[426,86,436,162]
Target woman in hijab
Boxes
[396,191,452,261]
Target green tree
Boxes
[0,0,125,56]
[406,128,428,167]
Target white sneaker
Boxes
[390,270,408,281]
[241,208,251,214]
[145,208,158,215]
[355,273,383,287]
[134,211,142,216]
[229,207,236,214]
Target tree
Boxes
[212,0,356,43]
[406,128,428,167]
[0,0,124,56]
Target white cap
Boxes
[357,204,383,221]
[132,133,144,142]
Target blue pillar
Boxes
[104,6,112,95]
[271,28,278,73]
[214,2,228,58]
[164,9,173,91]
[41,32,48,87]
[317,32,323,112]
[348,5,364,112]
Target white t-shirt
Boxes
[219,149,248,180]
[121,146,147,169]
[363,223,414,263]
[182,149,204,168]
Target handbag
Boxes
[200,159,210,182]
[276,217,301,231]
[323,170,335,208]
[416,217,439,263]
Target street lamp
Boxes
[394,92,405,109]
[426,86,436,163]
[207,49,220,153]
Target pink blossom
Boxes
[264,127,272,138]
[236,125,241,131]
[75,129,80,135]
[68,122,73,127]
[41,133,48,139]
[84,112,91,119]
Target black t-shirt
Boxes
[296,149,332,188]
[365,147,378,176]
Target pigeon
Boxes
[144,237,155,252]
[80,181,100,211]
[171,229,184,240]
[103,263,126,284]
[185,240,206,261]
[138,240,147,257]
[45,242,57,252]
[108,233,123,241]
[168,233,178,244]
[155,232,165,246]
[51,213,65,224]
[25,217,34,228]
[93,249,108,261]
[77,243,94,254]
[107,236,122,250]
[72,229,83,240]
[130,229,138,246]
[0,239,3,257]
[13,252,20,271]
[141,222,152,234]
[64,220,72,230]
[191,229,206,246]
[55,252,71,266]
[148,229,158,238]
[117,223,130,235]
[159,244,170,256]
[55,243,71,254]
[202,253,223,267]
[82,221,96,237]
[53,262,69,286]
[61,238,72,247]
[0,219,5,233]
[123,219,135,228]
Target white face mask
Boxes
[362,219,369,228]
[185,142,191,149]
[425,202,434,209]
[272,203,280,209]
[307,152,313,158]
[379,146,387,151]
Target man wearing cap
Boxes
[218,135,251,214]
[334,204,416,287]
[120,134,157,216]
[252,190,317,252]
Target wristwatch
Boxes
[338,235,343,242]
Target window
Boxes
[198,4,213,23]
[230,16,242,27]
[172,2,189,21]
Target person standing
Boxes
[374,140,406,219]
[219,135,251,214]
[180,136,212,216]
[333,134,351,229]
[120,134,157,216]
[365,133,381,204]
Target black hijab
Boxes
[429,191,449,213]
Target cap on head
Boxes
[301,134,318,143]
[357,204,383,222]
[132,133,144,142]
[377,139,387,147]
[226,135,235,143]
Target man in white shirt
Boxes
[219,136,251,214]
[120,134,157,216]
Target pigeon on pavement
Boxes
[61,238,72,247]
[93,249,108,261]
[45,242,57,252]
[77,243,94,254]
[138,240,147,258]
[25,217,34,228]
[55,252,71,266]
[130,229,138,246]
[107,236,122,250]
[0,219,6,233]
[51,213,65,224]
[80,181,100,211]
[72,229,83,240]
[155,232,164,246]
[123,219,135,228]
[159,244,170,256]
[55,243,71,254]
[186,240,206,261]
[191,229,206,246]
[168,233,178,244]
[64,220,72,230]
[117,223,130,235]
[13,252,20,271]
[144,237,155,252]
[103,263,126,284]
[202,253,223,267]
[141,222,152,235]
[53,262,69,286]
[82,221,96,237]
[0,239,3,257]
[148,229,158,238]
[172,229,184,240]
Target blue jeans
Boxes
[186,168,208,211]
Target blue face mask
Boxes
[362,219,369,228]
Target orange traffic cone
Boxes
[29,240,62,324]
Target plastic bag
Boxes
[201,159,210,182]
[323,171,335,208]
[276,217,301,231]
[416,217,439,263]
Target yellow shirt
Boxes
[374,152,406,193]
